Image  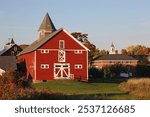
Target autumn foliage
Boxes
[121,45,150,55]
[0,70,66,100]
[0,70,31,99]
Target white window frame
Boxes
[11,51,15,55]
[41,64,49,69]
[59,40,65,49]
[40,49,49,54]
[14,46,18,51]
[74,64,83,69]
[74,50,82,54]
[126,61,131,64]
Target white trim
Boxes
[74,64,83,69]
[38,49,86,51]
[62,29,90,51]
[34,51,37,80]
[54,63,70,79]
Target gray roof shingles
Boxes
[17,28,63,56]
[95,54,137,61]
[38,13,56,32]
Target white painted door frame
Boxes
[54,63,70,79]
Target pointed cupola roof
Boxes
[111,42,115,47]
[11,38,15,44]
[38,13,56,32]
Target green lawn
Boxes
[33,80,135,100]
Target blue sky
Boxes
[0,0,150,51]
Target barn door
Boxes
[54,63,70,79]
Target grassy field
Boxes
[33,80,135,100]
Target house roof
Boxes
[0,49,7,55]
[0,46,13,55]
[95,54,137,61]
[0,56,17,70]
[110,42,115,47]
[0,44,21,56]
[38,13,56,32]
[17,28,62,56]
[17,28,89,56]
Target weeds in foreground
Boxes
[119,78,150,99]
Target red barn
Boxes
[17,13,89,82]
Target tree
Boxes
[99,49,108,56]
[121,49,128,55]
[71,32,88,43]
[71,32,101,66]
[84,40,101,65]
[136,65,150,77]
[103,64,127,78]
[127,45,150,55]
[124,45,150,65]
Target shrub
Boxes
[136,65,150,77]
[103,64,127,78]
[0,69,66,100]
[119,78,150,98]
[89,67,103,79]
[0,69,32,99]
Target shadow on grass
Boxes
[89,77,129,84]
[18,91,130,100]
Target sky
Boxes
[0,0,150,52]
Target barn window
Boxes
[11,51,15,56]
[74,50,82,54]
[14,46,17,51]
[75,64,82,69]
[59,40,65,49]
[40,49,49,54]
[126,61,131,64]
[41,64,49,69]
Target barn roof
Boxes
[94,54,137,61]
[38,13,56,32]
[17,28,89,56]
[0,56,17,71]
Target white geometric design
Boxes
[58,50,66,62]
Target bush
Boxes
[0,69,67,100]
[119,78,150,98]
[0,69,32,99]
[136,65,150,77]
[89,67,103,79]
[103,64,127,78]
